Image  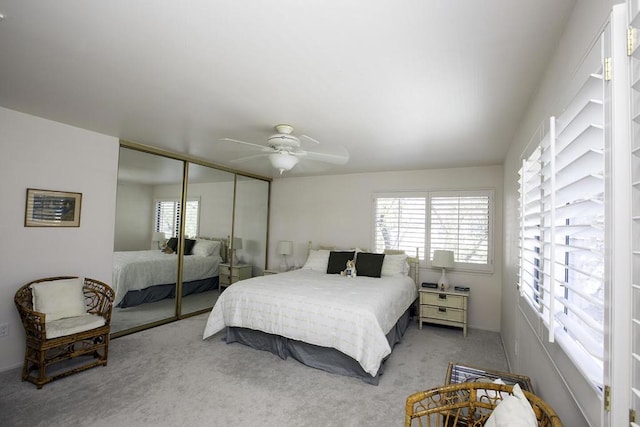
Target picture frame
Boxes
[24,188,82,227]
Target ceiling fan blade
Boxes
[300,134,320,145]
[303,150,349,165]
[229,153,269,163]
[219,138,268,151]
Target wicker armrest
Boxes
[14,297,46,341]
[83,278,115,321]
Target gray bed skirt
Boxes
[117,276,219,308]
[224,307,412,385]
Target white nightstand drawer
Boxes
[421,305,465,323]
[420,292,465,309]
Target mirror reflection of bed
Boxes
[110,238,227,333]
[111,147,236,335]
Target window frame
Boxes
[372,189,494,273]
[427,189,494,273]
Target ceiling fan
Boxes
[220,124,349,174]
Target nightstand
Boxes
[219,263,252,291]
[419,288,469,336]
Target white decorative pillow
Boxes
[192,239,220,257]
[483,384,537,427]
[301,249,331,272]
[381,253,409,276]
[31,278,87,321]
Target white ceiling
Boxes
[0,1,575,179]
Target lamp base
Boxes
[438,268,449,291]
[280,255,289,272]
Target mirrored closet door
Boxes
[179,163,234,317]
[232,175,270,277]
[112,143,271,337]
[112,147,185,334]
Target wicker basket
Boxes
[405,382,562,427]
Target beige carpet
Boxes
[0,314,509,427]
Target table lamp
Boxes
[277,240,293,271]
[152,231,165,250]
[231,237,243,264]
[432,250,454,291]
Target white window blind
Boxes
[429,191,492,271]
[373,191,493,270]
[154,199,200,239]
[518,52,605,387]
[374,196,426,260]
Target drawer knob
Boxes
[438,307,447,313]
[439,294,447,299]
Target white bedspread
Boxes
[202,269,417,376]
[112,250,220,305]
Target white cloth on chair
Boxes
[46,314,106,339]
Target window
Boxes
[428,191,493,271]
[373,190,493,271]
[374,195,426,260]
[518,50,605,389]
[154,199,200,238]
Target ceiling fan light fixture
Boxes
[269,152,299,174]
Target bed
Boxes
[203,248,418,384]
[113,237,225,308]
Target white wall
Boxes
[0,107,119,371]
[501,1,617,426]
[114,182,154,251]
[269,165,503,332]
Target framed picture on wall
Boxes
[24,188,82,227]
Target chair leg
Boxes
[103,335,109,366]
[21,346,30,382]
[36,348,46,389]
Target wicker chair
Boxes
[405,382,562,427]
[14,276,115,388]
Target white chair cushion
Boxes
[31,278,87,321]
[46,313,106,339]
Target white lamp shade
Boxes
[269,152,299,174]
[277,240,293,256]
[232,237,243,250]
[432,250,454,268]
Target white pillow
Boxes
[192,239,220,257]
[381,253,409,276]
[31,278,87,321]
[483,384,537,427]
[301,249,330,272]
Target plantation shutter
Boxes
[183,200,199,238]
[549,60,605,371]
[518,39,605,387]
[518,145,544,313]
[154,199,200,238]
[429,191,492,270]
[155,200,178,237]
[373,196,425,260]
[629,1,640,423]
